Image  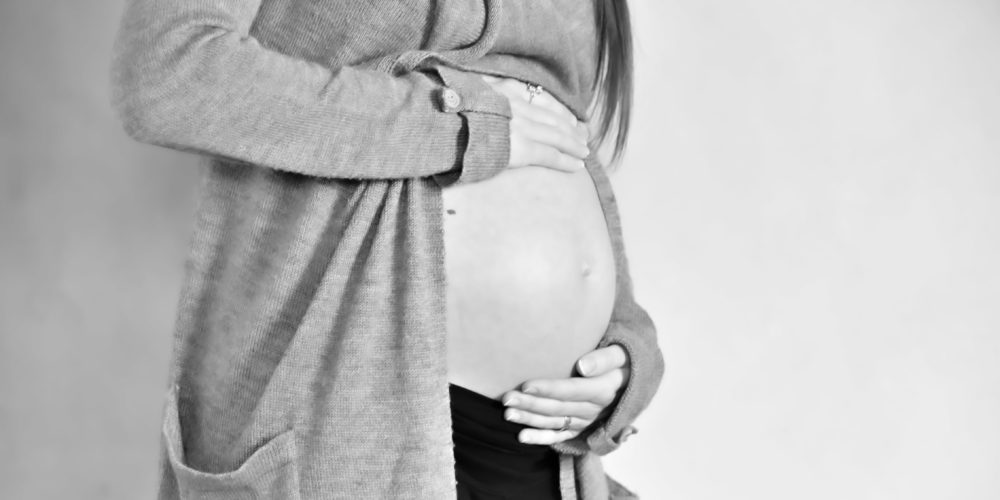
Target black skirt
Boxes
[449,383,562,500]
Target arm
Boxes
[559,302,664,455]
[547,158,666,456]
[109,0,511,184]
[498,164,665,454]
[502,256,664,455]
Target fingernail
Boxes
[505,409,520,421]
[577,360,591,376]
[523,386,538,395]
[519,432,533,444]
[504,396,519,406]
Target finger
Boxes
[509,130,584,172]
[512,99,588,147]
[505,408,594,432]
[519,118,590,160]
[488,77,587,147]
[529,91,577,125]
[519,371,624,407]
[522,143,585,172]
[513,82,577,125]
[502,391,604,420]
[576,120,593,148]
[486,76,581,128]
[520,377,601,402]
[531,92,589,146]
[512,96,588,147]
[510,98,570,133]
[518,428,580,446]
[575,344,629,377]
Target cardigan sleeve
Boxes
[580,303,664,455]
[109,0,511,185]
[552,294,664,458]
[552,159,666,457]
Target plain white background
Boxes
[1,1,998,499]
[605,1,1000,499]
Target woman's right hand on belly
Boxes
[479,74,591,173]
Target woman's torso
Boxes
[442,142,616,399]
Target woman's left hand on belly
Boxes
[500,345,630,445]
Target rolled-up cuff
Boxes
[426,64,512,187]
[430,64,512,116]
[552,318,664,457]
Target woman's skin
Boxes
[452,74,631,446]
[507,345,630,445]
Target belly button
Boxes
[581,264,592,278]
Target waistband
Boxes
[449,383,560,497]
[449,383,552,454]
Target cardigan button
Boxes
[440,87,462,112]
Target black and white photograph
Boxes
[1,1,998,499]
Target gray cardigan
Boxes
[109,0,665,498]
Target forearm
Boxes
[589,307,664,454]
[109,0,511,183]
[551,156,666,456]
[552,306,664,456]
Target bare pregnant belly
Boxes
[441,165,616,399]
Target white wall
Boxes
[1,1,997,499]
[0,2,199,498]
[603,1,1000,499]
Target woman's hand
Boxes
[479,74,591,173]
[501,345,631,445]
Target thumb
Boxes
[575,344,628,377]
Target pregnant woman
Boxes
[110,0,663,499]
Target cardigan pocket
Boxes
[161,385,301,500]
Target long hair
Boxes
[590,0,634,169]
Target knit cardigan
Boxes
[109,0,665,498]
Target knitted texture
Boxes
[109,0,664,498]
